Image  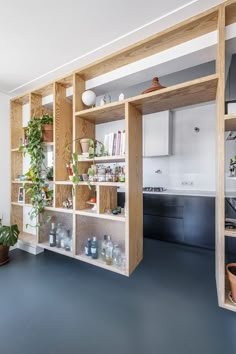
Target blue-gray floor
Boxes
[1,239,236,354]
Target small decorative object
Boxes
[82,90,96,107]
[85,238,92,256]
[0,223,19,266]
[62,198,73,209]
[49,223,56,247]
[226,263,236,303]
[86,200,97,211]
[82,173,88,181]
[105,94,111,103]
[119,93,125,101]
[142,77,166,94]
[91,236,98,259]
[80,138,90,155]
[18,187,24,203]
[100,96,106,106]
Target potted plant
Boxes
[19,114,54,226]
[0,222,20,265]
[226,263,236,303]
[41,114,53,142]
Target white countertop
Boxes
[143,189,215,197]
[142,190,236,197]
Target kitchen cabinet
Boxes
[143,110,172,157]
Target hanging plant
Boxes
[66,138,105,189]
[19,114,53,226]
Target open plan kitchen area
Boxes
[3,3,236,353]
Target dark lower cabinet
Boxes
[118,192,236,253]
[143,194,215,249]
[144,215,184,243]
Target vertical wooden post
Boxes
[125,102,143,274]
[215,5,225,307]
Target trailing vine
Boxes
[19,114,53,226]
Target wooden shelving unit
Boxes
[11,1,236,286]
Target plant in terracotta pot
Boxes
[0,222,20,265]
[80,138,90,155]
[226,263,236,303]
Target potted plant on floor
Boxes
[0,221,20,265]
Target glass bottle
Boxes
[91,237,98,259]
[113,244,122,267]
[101,235,108,261]
[56,223,62,248]
[65,230,72,251]
[85,238,92,256]
[105,236,113,265]
[49,222,56,247]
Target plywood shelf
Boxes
[38,242,74,258]
[79,181,125,187]
[225,228,236,237]
[78,155,125,163]
[225,113,236,131]
[128,74,218,115]
[75,254,127,276]
[11,148,22,152]
[75,209,126,222]
[44,206,73,214]
[19,232,37,246]
[75,101,125,124]
[54,181,73,185]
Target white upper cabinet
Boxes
[143,110,172,157]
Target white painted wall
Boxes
[96,103,217,191]
[0,92,10,224]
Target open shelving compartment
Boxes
[38,209,74,258]
[75,214,126,275]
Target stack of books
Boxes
[103,130,125,156]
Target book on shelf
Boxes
[103,130,125,156]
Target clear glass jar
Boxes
[56,223,67,248]
[113,244,122,267]
[105,236,113,265]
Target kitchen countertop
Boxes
[142,190,236,197]
[143,189,215,197]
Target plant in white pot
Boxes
[0,221,19,265]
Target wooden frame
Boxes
[9,0,236,295]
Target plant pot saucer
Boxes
[0,257,9,266]
[228,291,236,305]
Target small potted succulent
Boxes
[0,219,19,265]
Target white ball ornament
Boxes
[82,90,96,107]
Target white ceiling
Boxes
[0,0,224,96]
